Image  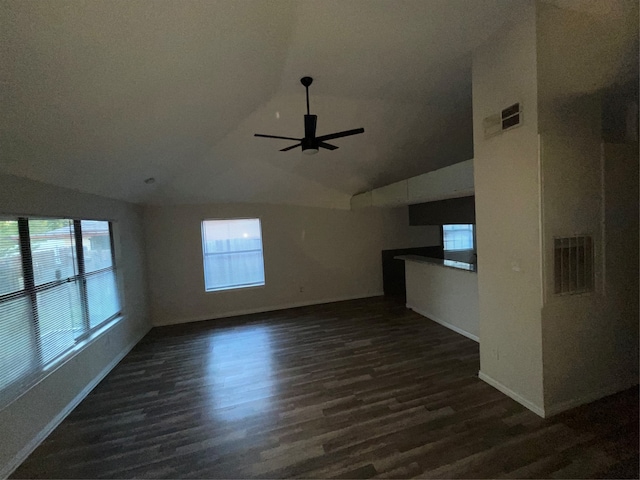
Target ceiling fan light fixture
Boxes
[301,136,318,155]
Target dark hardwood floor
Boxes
[11,297,639,479]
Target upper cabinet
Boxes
[351,159,474,209]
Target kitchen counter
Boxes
[394,255,477,273]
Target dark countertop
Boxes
[394,255,477,273]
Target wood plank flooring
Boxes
[11,297,639,479]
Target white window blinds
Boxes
[0,217,121,405]
[201,218,265,292]
[443,224,475,251]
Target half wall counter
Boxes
[395,255,479,342]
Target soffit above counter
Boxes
[350,159,474,209]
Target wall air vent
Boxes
[483,103,522,139]
[553,235,594,295]
[501,103,521,131]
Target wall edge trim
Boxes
[1,326,151,480]
[478,370,546,418]
[407,304,479,342]
[153,293,385,327]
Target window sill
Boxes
[0,314,126,411]
[43,315,125,372]
[205,283,266,293]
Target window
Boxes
[0,217,120,403]
[443,224,475,251]
[201,219,265,292]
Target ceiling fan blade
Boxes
[318,142,338,151]
[255,133,301,141]
[316,128,365,142]
[304,114,317,139]
[280,143,301,152]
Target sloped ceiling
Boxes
[2,0,525,208]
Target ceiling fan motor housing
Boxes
[301,136,318,153]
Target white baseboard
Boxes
[1,326,150,480]
[154,292,385,326]
[544,379,639,417]
[478,371,546,417]
[407,304,479,342]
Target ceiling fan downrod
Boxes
[301,76,313,115]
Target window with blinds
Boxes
[443,224,475,251]
[201,218,265,292]
[0,217,120,403]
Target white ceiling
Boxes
[2,0,526,208]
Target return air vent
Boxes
[501,103,521,131]
[483,102,522,139]
[553,235,594,295]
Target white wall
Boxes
[143,203,439,326]
[472,2,545,414]
[535,0,638,120]
[405,260,479,341]
[541,142,639,413]
[0,174,150,478]
[536,1,639,413]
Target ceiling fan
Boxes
[254,77,364,155]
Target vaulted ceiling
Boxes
[3,0,528,207]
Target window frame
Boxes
[441,223,476,253]
[201,217,266,293]
[0,215,122,401]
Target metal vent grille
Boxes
[553,235,594,295]
[501,103,521,131]
[483,102,522,139]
